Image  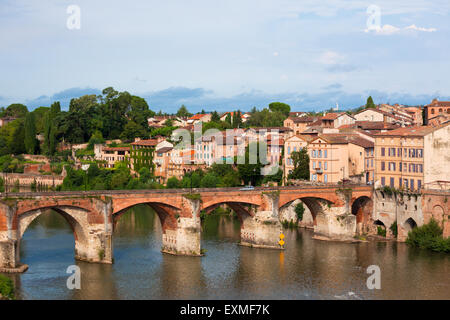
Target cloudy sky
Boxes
[1,0,449,112]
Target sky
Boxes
[1,0,450,113]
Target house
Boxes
[424,99,450,125]
[129,138,159,173]
[307,134,374,184]
[187,113,212,125]
[283,116,318,135]
[354,107,413,126]
[98,147,131,169]
[374,122,450,190]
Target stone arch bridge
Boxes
[0,185,373,272]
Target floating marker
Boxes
[278,240,285,246]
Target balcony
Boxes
[314,168,323,174]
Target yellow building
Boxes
[374,123,450,190]
[284,133,373,184]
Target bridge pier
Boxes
[160,198,201,256]
[236,192,283,250]
[314,204,357,241]
[240,211,283,249]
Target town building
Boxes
[354,107,413,126]
[283,116,318,135]
[98,146,131,169]
[374,123,450,190]
[307,134,374,184]
[187,113,212,125]
[424,99,450,125]
[130,138,159,173]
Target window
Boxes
[381,177,385,186]
[404,179,408,189]
[318,150,322,158]
[324,174,328,183]
[371,159,373,167]
[418,180,422,189]
[381,161,385,171]
[410,179,414,190]
[381,147,385,156]
[398,148,402,157]
[390,178,395,187]
[324,162,328,170]
[324,150,327,158]
[312,161,316,169]
[288,147,291,154]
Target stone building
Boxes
[374,122,450,190]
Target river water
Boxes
[7,205,449,300]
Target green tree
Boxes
[24,112,38,154]
[236,142,266,186]
[366,96,376,109]
[232,110,242,128]
[3,103,28,118]
[225,113,232,126]
[295,202,305,221]
[120,121,147,142]
[87,130,105,150]
[167,176,181,189]
[288,148,310,180]
[211,111,221,122]
[43,102,61,155]
[269,102,291,117]
[176,105,192,118]
[200,173,218,188]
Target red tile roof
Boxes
[103,147,130,152]
[189,113,209,120]
[131,139,159,146]
[374,123,449,137]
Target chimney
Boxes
[383,114,387,129]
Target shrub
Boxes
[377,226,386,237]
[390,221,398,238]
[295,202,305,222]
[406,219,450,253]
[0,275,14,300]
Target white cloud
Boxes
[365,24,437,35]
[405,24,437,32]
[318,51,344,65]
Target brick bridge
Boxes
[0,185,374,271]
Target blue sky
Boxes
[1,0,449,113]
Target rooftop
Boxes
[131,139,159,146]
[374,122,449,137]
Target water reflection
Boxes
[6,206,449,300]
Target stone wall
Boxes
[0,173,64,187]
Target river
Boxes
[7,204,449,300]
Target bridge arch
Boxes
[432,205,445,226]
[351,196,373,234]
[404,217,417,232]
[279,196,334,226]
[17,205,91,266]
[112,202,180,234]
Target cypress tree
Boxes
[24,112,37,154]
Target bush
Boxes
[0,275,14,300]
[295,203,305,221]
[406,219,450,253]
[390,221,398,238]
[377,226,386,237]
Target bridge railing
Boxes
[0,183,371,198]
